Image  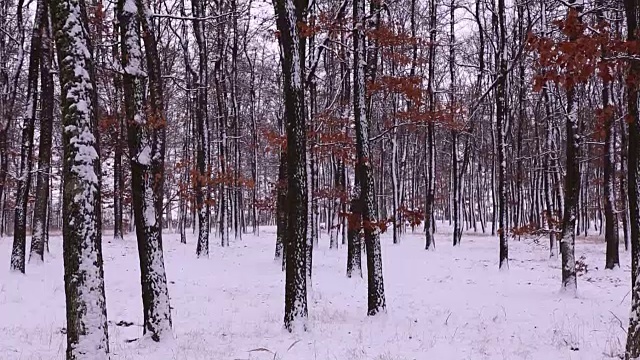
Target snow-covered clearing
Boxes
[0,227,630,359]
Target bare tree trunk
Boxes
[51,0,110,353]
[347,181,363,278]
[275,148,286,262]
[449,0,462,247]
[496,0,508,270]
[559,5,583,294]
[598,2,620,269]
[354,0,385,315]
[424,0,437,250]
[30,0,54,262]
[192,0,210,257]
[11,0,44,272]
[626,0,640,355]
[274,0,309,331]
[622,118,631,251]
[119,0,173,340]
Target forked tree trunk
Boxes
[120,0,173,340]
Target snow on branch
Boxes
[150,11,236,22]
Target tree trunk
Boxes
[558,5,582,295]
[496,0,508,270]
[274,0,309,331]
[354,0,386,315]
[424,0,437,250]
[120,0,173,340]
[11,0,45,272]
[347,183,362,278]
[622,118,632,252]
[192,0,210,257]
[30,0,54,263]
[625,0,640,355]
[599,3,620,269]
[51,0,110,354]
[449,0,462,247]
[275,149,286,262]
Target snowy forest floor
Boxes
[0,226,631,360]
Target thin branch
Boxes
[151,11,236,21]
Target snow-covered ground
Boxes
[0,226,630,359]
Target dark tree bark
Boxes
[137,0,174,339]
[112,27,125,241]
[273,0,309,331]
[11,0,45,272]
[424,0,437,250]
[354,0,386,316]
[449,0,462,247]
[113,111,125,240]
[0,0,24,241]
[599,2,620,270]
[346,183,362,278]
[177,0,191,245]
[29,0,54,263]
[192,0,210,257]
[275,148,286,263]
[626,0,640,355]
[622,118,632,252]
[119,0,173,340]
[51,0,110,355]
[247,50,259,236]
[496,0,508,270]
[213,18,229,247]
[559,5,583,295]
[542,48,558,258]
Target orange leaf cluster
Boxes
[367,75,422,104]
[528,9,632,92]
[368,23,420,48]
[262,128,286,154]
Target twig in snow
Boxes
[287,340,301,351]
[609,311,627,334]
[248,347,277,360]
[620,290,631,305]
